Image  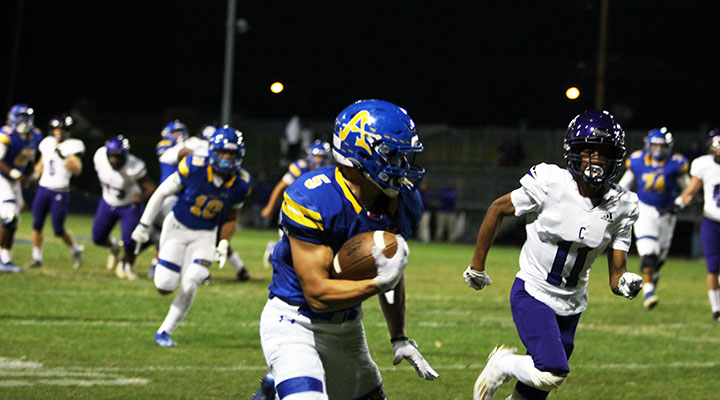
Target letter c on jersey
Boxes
[578,227,586,240]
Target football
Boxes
[331,231,398,280]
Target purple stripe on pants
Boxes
[700,218,720,274]
[92,199,143,255]
[32,186,70,236]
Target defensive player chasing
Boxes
[29,114,85,268]
[258,100,437,400]
[464,111,642,400]
[677,129,720,322]
[93,135,156,280]
[259,139,331,268]
[0,104,43,273]
[618,127,689,309]
[131,126,252,347]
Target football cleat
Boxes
[148,264,156,279]
[154,331,177,347]
[236,267,250,282]
[713,312,720,323]
[72,246,84,269]
[263,241,276,269]
[0,261,24,274]
[202,275,213,286]
[643,291,658,310]
[250,372,276,400]
[124,262,138,281]
[115,261,126,279]
[107,238,123,271]
[473,345,516,400]
[27,259,43,268]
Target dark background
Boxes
[2,1,719,130]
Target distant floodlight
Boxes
[566,87,580,100]
[270,82,284,94]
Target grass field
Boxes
[0,212,718,399]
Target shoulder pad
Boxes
[61,139,86,156]
[238,168,251,183]
[630,150,643,158]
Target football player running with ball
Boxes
[618,127,689,309]
[464,111,642,400]
[131,126,252,347]
[257,100,437,400]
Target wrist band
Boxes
[390,336,409,343]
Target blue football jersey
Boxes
[626,150,689,209]
[0,126,42,179]
[171,154,252,230]
[268,165,423,314]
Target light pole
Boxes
[220,0,237,124]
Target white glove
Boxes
[464,266,493,290]
[392,339,439,380]
[674,195,687,210]
[215,239,229,269]
[372,235,409,293]
[131,223,150,254]
[618,272,643,299]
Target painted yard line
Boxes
[0,378,149,387]
[0,357,149,387]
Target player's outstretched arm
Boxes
[289,234,386,312]
[465,192,515,290]
[608,249,642,299]
[260,180,289,218]
[131,172,183,247]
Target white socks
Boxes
[708,289,720,313]
[158,282,197,335]
[0,248,11,263]
[643,282,655,295]
[497,354,536,388]
[32,246,42,262]
[228,251,244,273]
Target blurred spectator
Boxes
[496,137,526,167]
[284,115,302,162]
[434,181,459,242]
[417,182,432,242]
[250,170,272,228]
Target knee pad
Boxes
[530,369,566,392]
[641,254,660,271]
[182,262,210,288]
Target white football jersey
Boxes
[184,136,209,157]
[511,163,639,315]
[689,155,720,222]
[93,147,147,207]
[38,137,85,190]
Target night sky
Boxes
[2,1,719,130]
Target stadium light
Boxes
[566,87,580,100]
[270,82,284,94]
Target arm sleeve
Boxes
[611,194,639,251]
[158,142,185,164]
[618,169,635,190]
[139,172,183,226]
[511,164,550,216]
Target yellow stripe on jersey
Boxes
[156,140,172,148]
[289,163,301,177]
[178,157,190,177]
[0,133,10,144]
[206,165,213,182]
[335,167,362,214]
[225,174,236,188]
[239,169,251,183]
[282,192,324,231]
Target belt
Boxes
[272,294,361,324]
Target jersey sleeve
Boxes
[60,139,85,157]
[177,154,205,185]
[610,191,639,251]
[38,137,52,155]
[280,183,326,244]
[126,156,147,180]
[689,156,707,180]
[156,139,175,156]
[511,163,554,216]
[281,160,306,185]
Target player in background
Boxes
[677,129,720,322]
[28,114,85,268]
[618,127,689,309]
[259,139,332,268]
[0,104,43,273]
[93,135,156,280]
[131,126,252,347]
[464,111,642,400]
[256,100,437,400]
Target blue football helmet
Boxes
[564,110,626,187]
[306,140,331,169]
[209,125,245,174]
[106,135,130,170]
[161,120,189,141]
[7,104,35,133]
[645,127,674,161]
[49,114,74,140]
[333,99,424,196]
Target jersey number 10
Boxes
[190,195,223,219]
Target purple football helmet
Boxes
[106,135,130,170]
[564,110,626,187]
[709,128,720,163]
